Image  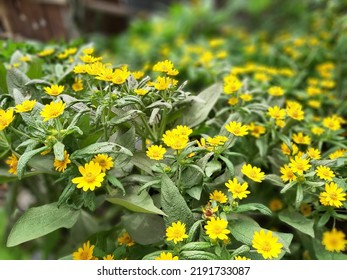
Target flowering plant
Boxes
[0,0,347,260]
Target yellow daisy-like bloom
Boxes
[162,130,189,150]
[166,221,188,244]
[322,116,341,131]
[268,86,284,96]
[155,252,179,260]
[0,108,15,131]
[20,55,31,62]
[268,198,283,212]
[311,126,325,136]
[72,78,84,92]
[53,150,71,172]
[275,119,286,128]
[316,166,335,181]
[223,75,242,94]
[247,123,266,138]
[225,178,250,200]
[40,100,65,122]
[322,228,347,253]
[44,84,64,96]
[5,153,18,175]
[132,71,145,80]
[209,190,228,204]
[152,60,178,76]
[225,121,249,136]
[329,149,346,159]
[92,154,114,172]
[37,48,54,57]
[103,254,115,260]
[306,147,321,160]
[96,68,115,82]
[267,106,286,120]
[240,93,252,102]
[15,100,36,113]
[292,132,311,145]
[72,241,95,260]
[281,142,298,156]
[241,164,265,182]
[252,229,283,259]
[234,256,251,260]
[118,232,135,247]
[204,217,230,241]
[112,68,131,85]
[146,145,167,160]
[71,161,106,191]
[134,88,149,96]
[153,76,178,91]
[280,164,297,182]
[79,54,102,64]
[319,182,346,208]
[174,125,193,137]
[228,97,239,106]
[286,101,304,121]
[207,135,228,147]
[288,155,311,175]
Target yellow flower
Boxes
[252,229,283,259]
[311,126,325,136]
[225,121,249,136]
[254,72,270,82]
[44,84,64,96]
[316,166,335,181]
[166,221,188,244]
[5,153,18,175]
[174,125,193,137]
[134,88,149,96]
[20,55,31,62]
[103,254,115,260]
[146,145,166,160]
[82,47,94,55]
[300,203,312,217]
[207,135,228,147]
[280,164,297,182]
[281,142,298,156]
[240,93,252,102]
[209,190,228,204]
[308,100,321,109]
[162,130,189,150]
[241,164,265,182]
[322,228,347,253]
[118,232,135,247]
[92,154,114,172]
[319,182,346,208]
[72,241,95,260]
[112,68,131,84]
[329,149,346,159]
[247,123,266,138]
[153,76,177,90]
[72,161,106,191]
[40,100,65,122]
[0,108,15,131]
[153,60,178,76]
[292,132,311,145]
[37,48,54,57]
[223,75,242,94]
[286,101,304,121]
[306,147,321,160]
[155,252,179,260]
[132,71,145,80]
[234,256,251,260]
[268,86,284,96]
[228,97,239,106]
[72,78,84,92]
[322,116,341,131]
[288,155,311,175]
[204,217,230,241]
[53,150,71,172]
[275,119,286,128]
[268,198,283,212]
[267,106,286,119]
[225,178,250,200]
[15,100,36,113]
[79,54,102,63]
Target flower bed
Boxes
[0,1,347,260]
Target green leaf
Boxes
[317,211,332,228]
[236,203,272,216]
[109,110,143,125]
[130,152,154,175]
[71,142,132,159]
[6,203,80,247]
[205,160,222,177]
[186,186,202,200]
[57,183,76,207]
[26,59,43,79]
[180,242,212,251]
[230,245,251,258]
[187,220,203,243]
[122,213,165,245]
[181,164,203,188]
[265,174,285,187]
[161,173,194,228]
[255,137,268,158]
[180,251,219,260]
[175,83,222,127]
[106,185,166,216]
[6,68,30,96]
[106,175,125,195]
[0,62,7,93]
[280,181,297,193]
[278,209,314,237]
[53,142,65,161]
[295,184,303,209]
[17,146,49,179]
[219,155,234,177]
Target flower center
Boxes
[329,193,337,201]
[262,241,272,252]
[84,172,96,183]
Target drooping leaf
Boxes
[53,142,65,161]
[17,146,49,179]
[236,203,272,216]
[180,251,219,260]
[278,209,314,237]
[106,185,165,216]
[205,160,222,177]
[7,203,80,247]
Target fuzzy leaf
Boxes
[278,209,314,237]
